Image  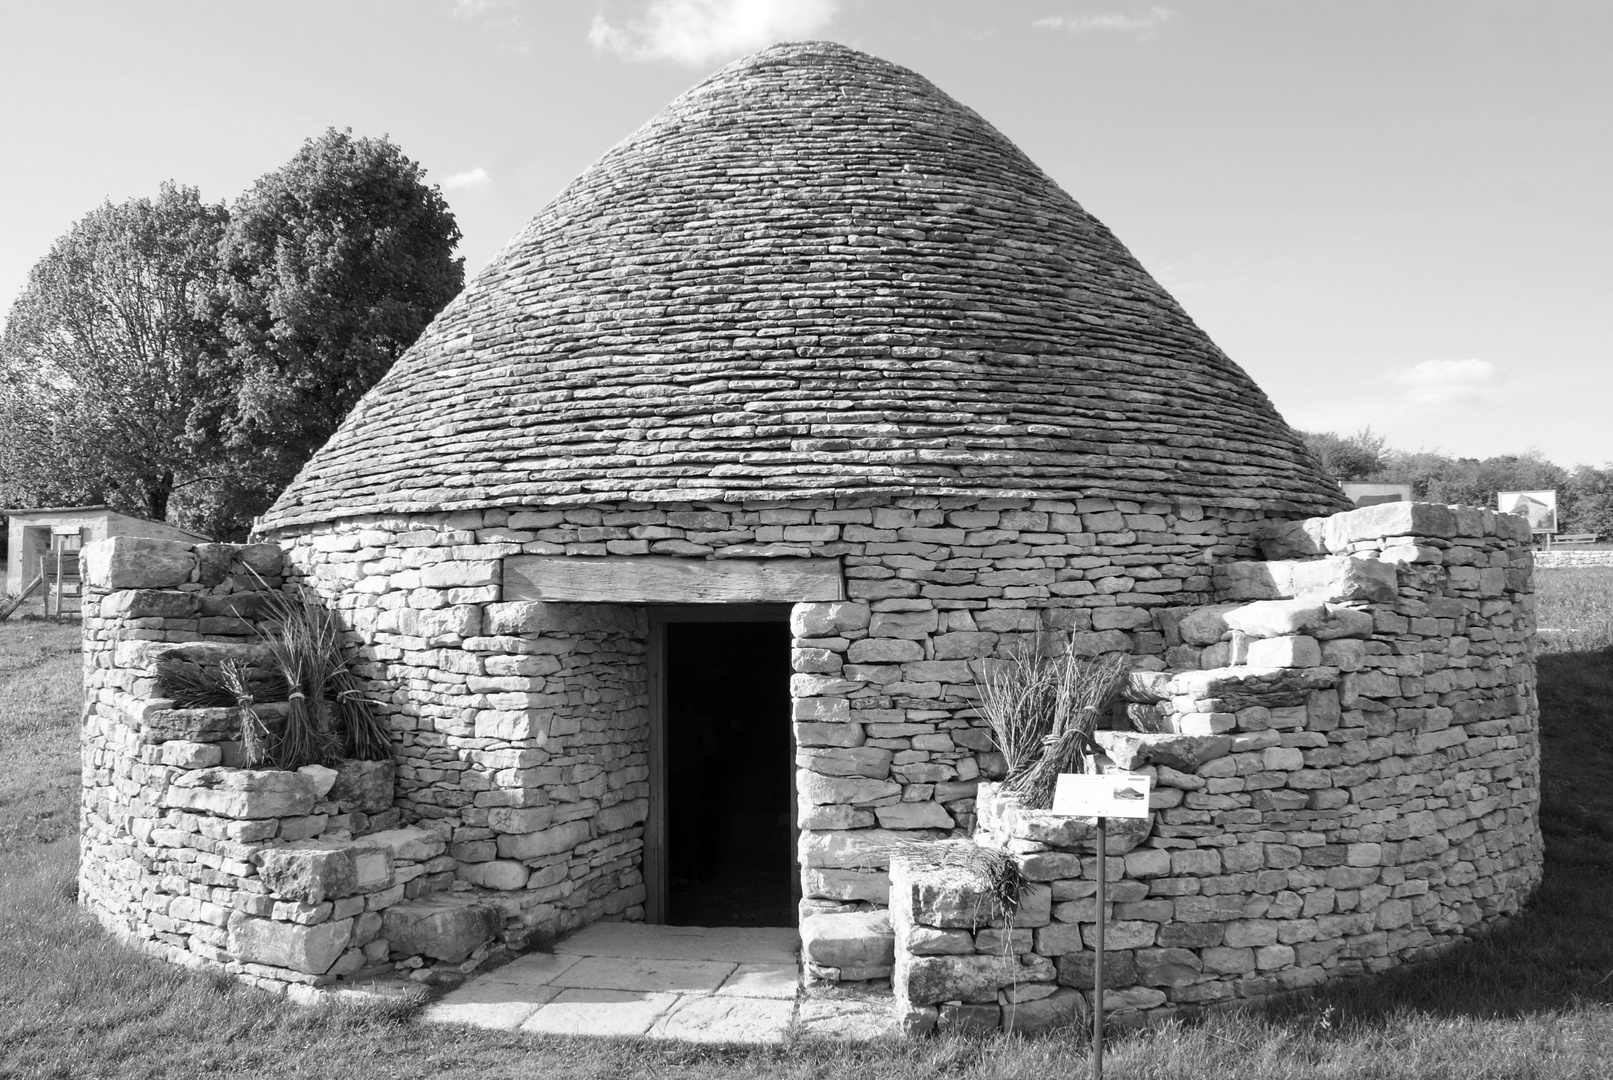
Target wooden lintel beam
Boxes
[502,555,844,605]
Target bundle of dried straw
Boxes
[974,630,1130,809]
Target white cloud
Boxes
[1034,7,1176,38]
[1387,358,1502,405]
[441,168,492,191]
[590,0,839,67]
[452,0,533,54]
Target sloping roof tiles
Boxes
[262,41,1347,530]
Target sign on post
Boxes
[1052,772,1153,818]
[1053,771,1153,1080]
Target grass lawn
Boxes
[3,567,1613,1079]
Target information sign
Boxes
[1051,772,1153,818]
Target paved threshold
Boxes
[419,922,899,1045]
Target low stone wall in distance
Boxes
[78,538,538,997]
[1532,549,1613,569]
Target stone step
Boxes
[799,910,895,985]
[381,895,503,964]
[1215,556,1396,605]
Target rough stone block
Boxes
[496,820,589,860]
[797,746,893,779]
[1178,604,1241,646]
[798,828,909,870]
[791,601,871,638]
[1325,501,1457,548]
[103,589,199,620]
[794,722,865,748]
[1223,600,1373,641]
[889,858,1005,929]
[799,772,901,806]
[1245,635,1321,668]
[875,802,955,830]
[226,911,353,975]
[330,759,395,814]
[800,910,894,969]
[258,841,393,904]
[158,741,223,769]
[1094,731,1231,772]
[483,601,643,636]
[365,826,449,862]
[801,868,890,904]
[900,953,1052,1006]
[165,768,318,819]
[296,764,339,798]
[381,898,500,962]
[456,860,530,890]
[82,536,197,590]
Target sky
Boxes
[1,0,1608,467]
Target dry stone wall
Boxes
[80,497,1541,1019]
[80,539,549,996]
[888,500,1542,1033]
[268,494,1269,929]
[1532,549,1613,568]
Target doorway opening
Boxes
[663,619,795,928]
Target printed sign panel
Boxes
[1051,772,1154,818]
[1498,490,1558,534]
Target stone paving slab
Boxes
[552,922,798,965]
[550,954,738,994]
[647,994,796,1045]
[795,997,904,1041]
[420,982,560,1030]
[474,950,582,986]
[714,962,799,1000]
[418,924,897,1045]
[519,989,680,1038]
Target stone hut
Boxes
[79,42,1541,1028]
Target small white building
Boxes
[4,505,207,613]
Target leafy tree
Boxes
[0,184,230,522]
[1300,428,1387,483]
[1563,464,1613,538]
[209,128,464,533]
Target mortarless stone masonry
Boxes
[75,42,1541,1021]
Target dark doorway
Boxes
[665,620,794,927]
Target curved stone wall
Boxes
[78,497,1541,1016]
[891,500,1543,1031]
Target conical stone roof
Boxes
[262,41,1346,530]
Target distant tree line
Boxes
[1304,429,1613,538]
[0,129,463,541]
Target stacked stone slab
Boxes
[80,538,526,996]
[890,501,1541,1033]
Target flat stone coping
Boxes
[418,923,899,1044]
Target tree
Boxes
[210,129,464,532]
[0,184,230,522]
[1300,428,1387,484]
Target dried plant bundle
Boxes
[973,627,1131,809]
[155,659,236,708]
[250,574,391,767]
[217,660,272,767]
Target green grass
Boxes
[1536,565,1613,654]
[2,607,1613,1078]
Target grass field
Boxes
[2,566,1613,1079]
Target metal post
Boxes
[1093,815,1106,1080]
